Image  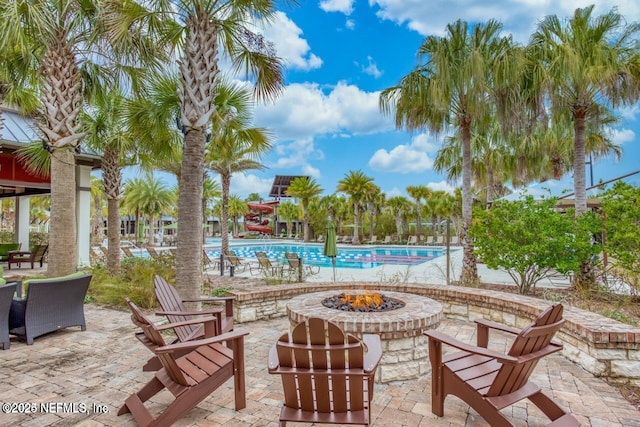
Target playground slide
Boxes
[245,201,279,234]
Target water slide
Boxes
[245,200,279,234]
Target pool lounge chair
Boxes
[426,236,434,245]
[407,235,418,245]
[224,250,249,273]
[251,251,283,277]
[367,235,377,244]
[382,235,392,244]
[284,252,319,279]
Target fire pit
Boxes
[287,290,443,383]
[322,291,405,312]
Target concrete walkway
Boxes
[1,304,637,426]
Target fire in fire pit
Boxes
[322,291,406,312]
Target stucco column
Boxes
[15,195,30,250]
[76,165,92,267]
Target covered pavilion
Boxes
[0,106,102,266]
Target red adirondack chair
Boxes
[269,317,382,426]
[120,299,248,426]
[424,303,579,426]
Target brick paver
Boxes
[1,304,638,426]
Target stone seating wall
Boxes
[228,282,640,386]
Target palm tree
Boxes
[1,0,166,276]
[530,6,640,216]
[337,171,376,245]
[380,20,512,285]
[82,89,139,272]
[406,185,431,235]
[277,201,299,238]
[386,196,412,237]
[228,195,248,237]
[202,174,221,239]
[285,177,323,242]
[364,186,385,241]
[90,176,105,246]
[109,0,289,299]
[206,82,273,256]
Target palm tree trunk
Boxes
[486,168,495,208]
[573,112,588,216]
[221,172,231,254]
[48,148,77,276]
[573,110,594,288]
[415,201,422,236]
[103,145,121,273]
[176,130,205,301]
[303,204,310,242]
[353,204,360,244]
[461,121,478,285]
[107,198,120,272]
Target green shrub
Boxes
[470,195,601,295]
[87,257,176,309]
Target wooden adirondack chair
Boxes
[424,303,579,427]
[268,317,383,426]
[154,275,234,343]
[120,299,248,426]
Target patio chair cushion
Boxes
[21,271,87,298]
[0,243,21,261]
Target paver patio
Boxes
[0,304,638,426]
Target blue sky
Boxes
[138,0,640,198]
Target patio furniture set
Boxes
[0,243,48,270]
[0,270,580,426]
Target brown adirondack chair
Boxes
[120,299,248,426]
[268,317,382,426]
[424,303,579,427]
[154,275,234,342]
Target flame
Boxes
[341,291,384,309]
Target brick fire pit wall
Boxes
[228,282,640,386]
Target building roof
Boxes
[0,107,102,164]
[269,175,309,198]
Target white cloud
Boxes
[368,133,438,173]
[345,19,356,30]
[610,128,635,145]
[618,104,640,121]
[383,187,403,198]
[260,12,323,71]
[368,1,640,42]
[230,173,273,197]
[254,81,393,141]
[302,164,321,178]
[273,138,324,169]
[427,180,456,193]
[320,0,355,15]
[359,56,383,78]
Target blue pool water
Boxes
[204,244,449,269]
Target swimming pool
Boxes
[205,244,450,269]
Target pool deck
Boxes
[1,304,638,426]
[227,241,571,289]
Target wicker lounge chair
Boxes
[9,273,92,345]
[269,317,382,426]
[120,299,248,426]
[1,282,17,349]
[424,303,578,426]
